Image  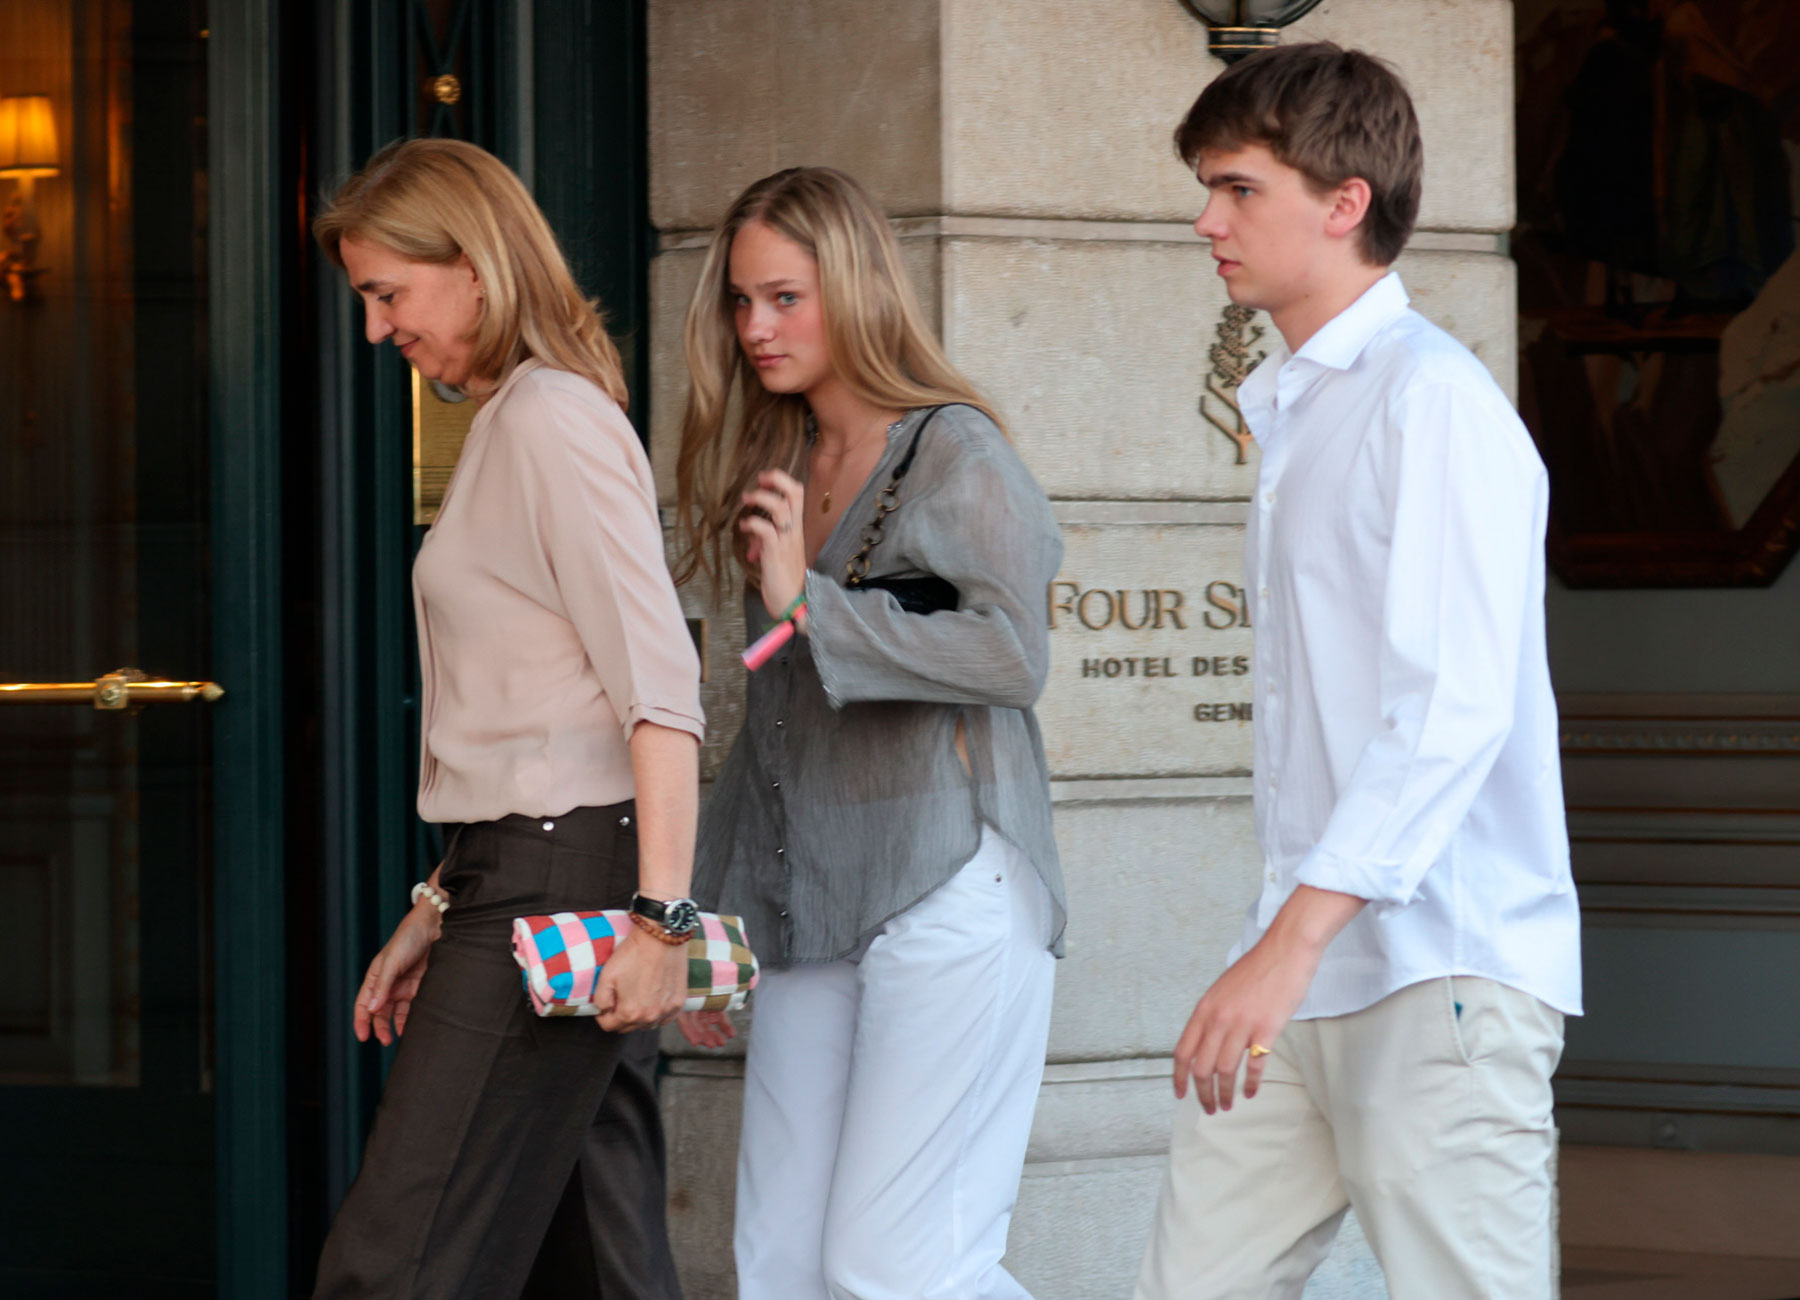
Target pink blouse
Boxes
[412,359,704,823]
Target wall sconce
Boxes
[1180,0,1326,62]
[0,94,61,302]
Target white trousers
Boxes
[1134,975,1565,1300]
[734,827,1057,1300]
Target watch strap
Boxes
[630,892,700,935]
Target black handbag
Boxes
[843,410,959,615]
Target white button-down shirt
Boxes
[1229,273,1582,1020]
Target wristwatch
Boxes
[630,892,701,937]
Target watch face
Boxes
[665,899,701,934]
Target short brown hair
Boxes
[1174,42,1422,266]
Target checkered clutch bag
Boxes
[511,910,760,1017]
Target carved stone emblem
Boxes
[1200,303,1266,465]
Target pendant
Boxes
[821,490,832,514]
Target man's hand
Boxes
[355,903,441,1046]
[595,926,688,1033]
[1173,929,1318,1113]
[1173,885,1365,1113]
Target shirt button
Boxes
[778,909,789,918]
[1267,870,1277,883]
[771,781,781,790]
[1259,586,1270,599]
[775,718,785,728]
[1264,492,1276,505]
[776,847,785,856]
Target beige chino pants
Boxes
[1134,976,1565,1300]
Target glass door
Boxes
[0,3,216,1295]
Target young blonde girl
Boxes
[675,166,1066,1300]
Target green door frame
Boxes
[209,1,289,1292]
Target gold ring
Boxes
[1248,1044,1271,1058]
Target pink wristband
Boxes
[741,604,805,671]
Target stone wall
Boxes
[647,3,1517,1296]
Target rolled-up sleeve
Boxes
[806,421,1062,711]
[1292,383,1538,909]
[521,385,705,744]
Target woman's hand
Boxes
[740,469,808,621]
[676,1009,737,1049]
[595,925,688,1033]
[354,902,441,1046]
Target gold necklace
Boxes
[816,417,902,515]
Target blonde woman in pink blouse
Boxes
[308,139,703,1300]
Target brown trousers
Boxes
[313,803,681,1300]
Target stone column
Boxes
[646,4,1517,1297]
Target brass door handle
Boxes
[0,667,225,709]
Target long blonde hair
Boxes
[313,137,627,406]
[673,166,1003,591]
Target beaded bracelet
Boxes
[410,880,451,914]
[628,910,690,946]
[741,591,807,671]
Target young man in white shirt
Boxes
[1134,43,1581,1300]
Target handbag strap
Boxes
[845,407,942,587]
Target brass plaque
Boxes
[412,371,478,525]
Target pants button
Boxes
[619,815,632,828]
[542,820,555,832]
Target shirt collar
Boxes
[1293,271,1410,372]
[1232,272,1410,434]
[481,355,544,408]
[1237,330,1288,418]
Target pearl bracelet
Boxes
[410,880,451,914]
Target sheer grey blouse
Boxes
[692,403,1067,967]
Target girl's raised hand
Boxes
[740,469,808,620]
